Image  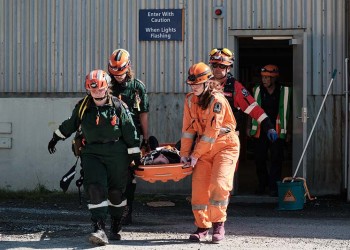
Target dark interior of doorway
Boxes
[235,37,293,195]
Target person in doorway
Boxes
[248,64,292,196]
[107,48,150,225]
[180,62,240,243]
[208,47,278,193]
[48,69,141,246]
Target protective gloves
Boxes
[267,129,278,142]
[180,156,190,166]
[140,138,150,153]
[189,156,198,167]
[48,132,62,154]
[129,152,142,170]
[181,156,198,168]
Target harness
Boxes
[222,73,243,130]
[62,95,124,203]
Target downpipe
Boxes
[345,58,349,201]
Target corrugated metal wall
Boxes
[1,0,345,95]
[0,0,347,195]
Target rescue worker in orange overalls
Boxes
[180,62,240,243]
[208,48,278,193]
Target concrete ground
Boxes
[0,194,350,250]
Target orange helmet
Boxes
[85,69,111,90]
[187,62,213,85]
[261,64,279,77]
[209,48,234,66]
[108,49,131,76]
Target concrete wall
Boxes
[0,95,189,193]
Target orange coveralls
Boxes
[180,91,240,229]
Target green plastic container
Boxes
[277,179,305,210]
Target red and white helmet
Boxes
[85,69,111,90]
[108,49,131,76]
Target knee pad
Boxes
[88,184,106,204]
[108,189,126,207]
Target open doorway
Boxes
[235,37,293,195]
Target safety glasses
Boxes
[261,67,278,73]
[211,63,227,69]
[187,69,211,82]
[110,64,128,72]
[209,48,233,57]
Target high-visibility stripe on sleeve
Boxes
[200,135,215,144]
[55,129,66,139]
[182,132,196,139]
[257,113,268,123]
[244,102,258,114]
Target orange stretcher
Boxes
[134,163,193,183]
[135,142,193,183]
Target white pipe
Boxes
[292,69,337,179]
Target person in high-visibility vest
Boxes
[248,64,292,196]
[180,62,240,243]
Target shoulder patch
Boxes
[241,88,249,97]
[213,102,222,113]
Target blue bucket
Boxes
[277,178,305,210]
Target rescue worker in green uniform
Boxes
[107,48,150,225]
[48,69,141,246]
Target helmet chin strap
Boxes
[92,91,108,101]
[197,82,209,97]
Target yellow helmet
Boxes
[261,64,279,77]
[209,48,234,66]
[187,62,213,85]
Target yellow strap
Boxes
[78,96,89,120]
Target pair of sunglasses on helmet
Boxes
[209,48,233,57]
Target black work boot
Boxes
[212,222,225,243]
[189,227,210,242]
[121,205,132,225]
[88,220,108,246]
[109,216,122,241]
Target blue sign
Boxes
[139,9,183,41]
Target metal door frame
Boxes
[228,28,308,178]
